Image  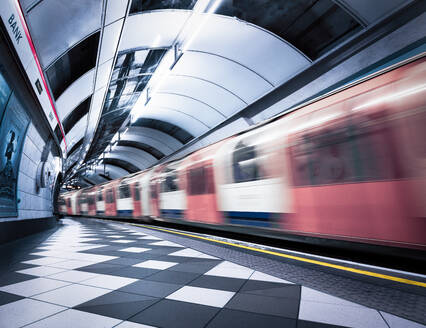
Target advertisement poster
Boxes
[0,70,30,217]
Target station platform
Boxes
[0,218,424,328]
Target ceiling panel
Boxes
[125,126,183,154]
[105,0,129,25]
[55,69,95,122]
[119,11,191,51]
[157,74,246,116]
[62,113,88,154]
[104,150,145,170]
[183,14,310,86]
[340,0,409,24]
[99,19,124,64]
[95,59,114,91]
[172,51,273,103]
[139,106,209,136]
[111,145,156,166]
[149,93,225,127]
[27,0,102,68]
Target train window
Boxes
[133,182,141,201]
[88,195,95,206]
[188,167,207,195]
[66,199,71,207]
[106,189,114,203]
[290,115,395,186]
[232,141,261,183]
[118,182,131,199]
[161,171,179,192]
[150,184,157,198]
[96,189,103,201]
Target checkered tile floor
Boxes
[0,218,423,328]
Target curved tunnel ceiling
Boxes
[20,0,412,186]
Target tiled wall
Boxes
[0,122,54,222]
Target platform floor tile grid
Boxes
[0,218,424,328]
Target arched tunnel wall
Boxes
[0,23,58,244]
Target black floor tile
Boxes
[118,279,182,297]
[240,280,301,299]
[101,258,145,266]
[146,269,201,285]
[0,272,35,287]
[206,308,297,328]
[0,291,24,306]
[189,275,247,292]
[108,266,159,279]
[144,248,178,256]
[225,293,300,319]
[77,262,125,274]
[75,290,159,320]
[297,319,348,328]
[168,261,218,274]
[129,299,220,328]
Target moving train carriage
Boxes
[78,191,89,215]
[148,166,162,218]
[104,181,118,217]
[95,185,105,215]
[126,174,142,218]
[57,196,67,214]
[86,188,97,216]
[116,179,134,217]
[284,55,426,247]
[183,141,225,224]
[154,160,186,219]
[69,190,82,215]
[140,170,153,218]
[213,121,293,228]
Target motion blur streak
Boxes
[60,54,426,251]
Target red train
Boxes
[59,54,426,251]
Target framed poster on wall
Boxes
[0,69,30,217]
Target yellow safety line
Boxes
[132,223,426,288]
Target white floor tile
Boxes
[47,270,101,283]
[380,311,426,328]
[22,257,67,266]
[119,247,151,253]
[33,284,111,307]
[133,260,178,270]
[204,261,254,279]
[301,287,363,307]
[107,235,124,238]
[47,259,95,270]
[24,309,121,328]
[129,232,146,236]
[17,266,67,277]
[149,241,184,248]
[82,274,137,290]
[167,286,235,308]
[111,240,134,244]
[298,300,388,328]
[0,299,65,328]
[0,277,70,297]
[249,271,294,284]
[168,248,202,258]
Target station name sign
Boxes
[8,14,23,44]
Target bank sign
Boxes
[0,0,66,146]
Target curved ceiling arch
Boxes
[110,145,157,167]
[116,140,165,160]
[125,126,184,153]
[141,106,210,135]
[103,157,139,174]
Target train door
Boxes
[158,161,186,219]
[87,189,97,216]
[96,187,105,215]
[104,185,117,216]
[141,170,153,217]
[132,181,142,218]
[185,143,223,224]
[117,180,133,217]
